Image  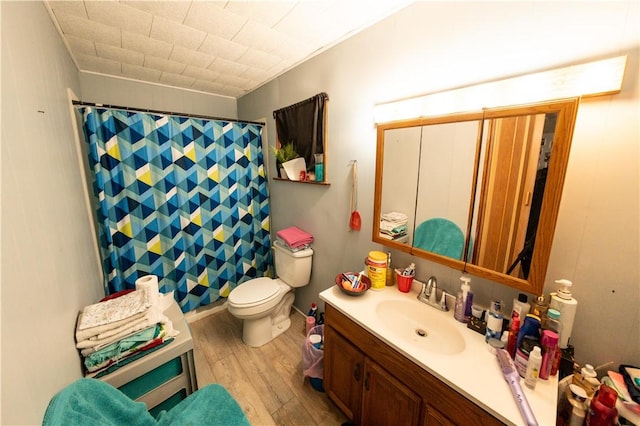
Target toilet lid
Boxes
[228,278,281,307]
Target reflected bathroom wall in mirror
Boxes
[374,99,580,295]
[414,120,481,261]
[379,125,421,246]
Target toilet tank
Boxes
[273,240,313,287]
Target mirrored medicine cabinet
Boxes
[373,99,580,295]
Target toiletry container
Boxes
[561,384,588,426]
[506,313,521,358]
[539,330,558,380]
[574,364,600,399]
[366,251,387,290]
[463,278,473,321]
[586,385,618,426]
[385,252,394,286]
[516,314,541,349]
[530,294,549,318]
[515,335,539,378]
[454,276,471,323]
[549,279,578,349]
[512,293,530,321]
[542,309,562,375]
[524,346,542,389]
[485,299,504,342]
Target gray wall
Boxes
[1,2,238,424]
[1,2,102,424]
[238,1,639,369]
[79,73,238,119]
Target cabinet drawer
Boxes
[118,356,183,400]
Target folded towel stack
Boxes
[276,226,314,251]
[380,212,409,240]
[75,289,177,375]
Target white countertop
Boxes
[320,282,557,426]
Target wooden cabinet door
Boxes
[324,324,365,421]
[423,405,456,426]
[361,358,422,426]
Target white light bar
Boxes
[374,55,627,123]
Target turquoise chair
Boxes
[43,378,250,426]
[413,218,466,260]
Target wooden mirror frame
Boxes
[373,98,579,295]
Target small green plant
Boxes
[271,142,299,164]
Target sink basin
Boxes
[375,299,466,355]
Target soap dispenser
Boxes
[454,275,472,323]
[549,279,578,349]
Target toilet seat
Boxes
[228,278,283,308]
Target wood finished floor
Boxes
[190,308,348,426]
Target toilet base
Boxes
[241,291,295,347]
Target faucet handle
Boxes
[439,291,449,311]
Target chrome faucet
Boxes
[417,276,449,311]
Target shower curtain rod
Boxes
[72,100,265,126]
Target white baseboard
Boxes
[184,300,228,324]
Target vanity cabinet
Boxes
[324,304,502,426]
[325,325,421,425]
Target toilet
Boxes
[227,240,313,347]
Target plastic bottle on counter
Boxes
[506,313,521,358]
[586,385,618,426]
[485,299,504,342]
[517,314,541,350]
[543,308,562,334]
[549,279,578,349]
[524,346,542,389]
[539,330,558,380]
[514,335,539,378]
[512,293,530,324]
[385,252,395,286]
[530,294,549,318]
[454,276,472,323]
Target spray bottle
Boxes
[549,279,578,349]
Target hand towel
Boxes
[276,226,314,248]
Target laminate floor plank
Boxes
[190,308,348,426]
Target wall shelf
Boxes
[272,177,330,186]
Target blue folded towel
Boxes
[43,378,250,426]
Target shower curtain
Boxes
[79,106,271,312]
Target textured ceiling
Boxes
[45,1,413,99]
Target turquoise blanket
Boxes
[43,378,250,426]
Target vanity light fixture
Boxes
[373,55,627,123]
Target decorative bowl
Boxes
[335,273,371,297]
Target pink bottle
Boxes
[539,330,558,380]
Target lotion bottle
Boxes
[524,346,542,389]
[454,275,471,323]
[549,279,578,349]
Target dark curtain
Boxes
[273,92,328,170]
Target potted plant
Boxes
[271,142,299,178]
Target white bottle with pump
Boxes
[454,275,471,323]
[549,279,578,349]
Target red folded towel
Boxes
[276,226,314,249]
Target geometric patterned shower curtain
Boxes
[78,107,271,312]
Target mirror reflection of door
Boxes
[471,113,557,278]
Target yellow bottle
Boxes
[386,252,395,286]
